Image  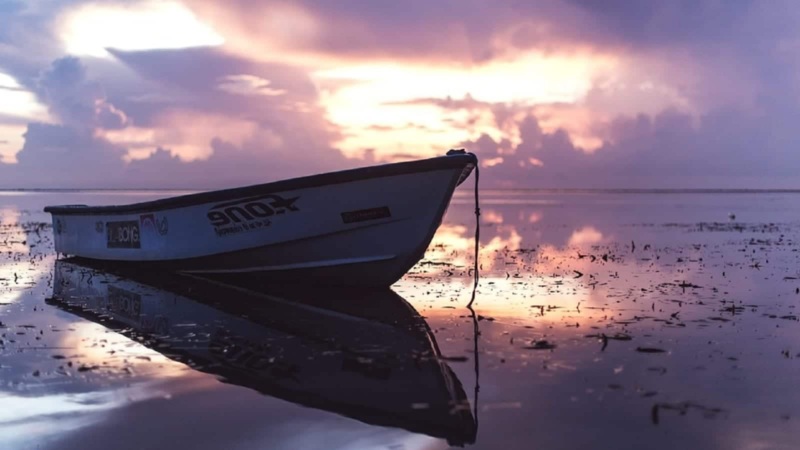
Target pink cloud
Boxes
[2,0,800,189]
[0,52,352,188]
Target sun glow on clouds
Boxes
[313,52,618,160]
[185,2,320,64]
[0,73,20,89]
[0,125,26,163]
[102,110,260,162]
[0,72,50,122]
[217,75,287,97]
[0,72,50,163]
[59,1,224,57]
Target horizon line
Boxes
[4,187,800,194]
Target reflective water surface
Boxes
[2,190,800,449]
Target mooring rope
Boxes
[467,158,480,308]
[467,154,481,437]
[468,296,480,438]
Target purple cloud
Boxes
[35,57,128,129]
[2,0,800,189]
[0,51,351,189]
[460,104,800,189]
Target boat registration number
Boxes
[107,220,141,249]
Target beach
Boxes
[2,190,800,449]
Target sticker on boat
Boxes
[207,193,300,237]
[140,214,168,236]
[341,206,392,224]
[107,220,141,248]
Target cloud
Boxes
[183,0,500,65]
[216,75,287,97]
[560,0,762,49]
[181,0,792,68]
[6,123,127,187]
[36,56,129,129]
[0,1,80,76]
[105,47,323,124]
[3,0,800,188]
[0,50,351,189]
[461,102,800,189]
[58,0,224,58]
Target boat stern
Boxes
[44,205,90,255]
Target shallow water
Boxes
[2,190,800,449]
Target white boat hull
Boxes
[45,153,476,287]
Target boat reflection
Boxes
[47,258,477,447]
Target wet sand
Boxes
[2,190,800,449]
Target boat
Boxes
[48,259,478,446]
[44,151,477,287]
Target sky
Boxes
[1,0,800,188]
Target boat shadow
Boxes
[47,258,478,447]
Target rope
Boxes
[468,299,480,438]
[467,160,480,308]
[466,155,481,437]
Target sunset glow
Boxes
[7,3,800,449]
[102,111,260,162]
[217,75,287,97]
[0,125,25,163]
[0,73,49,123]
[1,0,798,188]
[315,52,617,159]
[59,1,224,57]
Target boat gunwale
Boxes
[44,153,477,216]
